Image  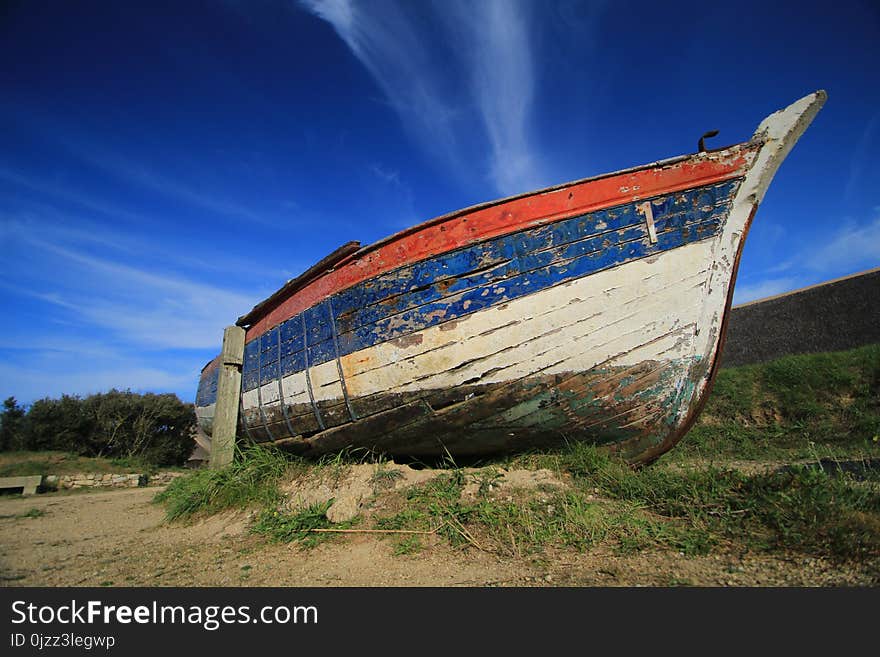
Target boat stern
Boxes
[194,356,220,439]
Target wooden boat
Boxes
[195,91,826,464]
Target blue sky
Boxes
[1,0,878,405]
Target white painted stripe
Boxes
[342,238,712,395]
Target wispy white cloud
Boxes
[0,334,131,361]
[733,276,798,305]
[370,163,401,186]
[1,208,292,283]
[300,0,461,166]
[0,207,152,268]
[0,359,198,405]
[734,211,880,305]
[366,161,419,232]
[0,118,282,227]
[808,215,880,273]
[56,142,279,227]
[5,236,260,350]
[0,166,145,225]
[0,281,81,313]
[440,0,542,195]
[844,113,878,202]
[299,0,546,196]
[0,298,208,404]
[0,305,207,404]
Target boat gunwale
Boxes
[320,140,759,276]
[235,139,762,334]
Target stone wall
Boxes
[721,268,880,368]
[42,471,185,491]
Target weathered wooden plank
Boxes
[295,400,434,455]
[338,262,701,384]
[468,337,687,435]
[195,361,219,406]
[362,375,567,456]
[274,405,322,435]
[300,351,689,458]
[238,180,734,394]
[333,217,723,360]
[244,206,716,390]
[242,237,710,445]
[211,326,245,468]
[479,359,666,429]
[240,236,713,442]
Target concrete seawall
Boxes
[721,268,880,368]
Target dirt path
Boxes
[0,486,875,587]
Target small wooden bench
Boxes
[0,475,42,496]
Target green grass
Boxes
[393,536,423,555]
[0,451,173,477]
[369,464,405,492]
[367,436,879,561]
[154,444,356,548]
[674,344,880,462]
[556,442,880,559]
[251,500,356,548]
[374,462,713,557]
[154,445,294,520]
[375,508,428,530]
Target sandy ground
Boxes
[0,483,876,587]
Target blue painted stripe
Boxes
[332,183,727,330]
[198,178,739,405]
[336,216,722,356]
[337,209,712,337]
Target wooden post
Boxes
[211,325,245,469]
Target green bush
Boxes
[0,397,26,451]
[0,390,195,466]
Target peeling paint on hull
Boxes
[255,356,700,461]
[195,92,826,464]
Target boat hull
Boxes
[195,92,826,463]
[199,177,739,462]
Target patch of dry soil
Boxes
[0,466,876,587]
[281,463,564,522]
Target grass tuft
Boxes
[252,500,357,548]
[154,445,293,520]
[370,465,404,492]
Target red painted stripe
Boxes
[245,146,755,340]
